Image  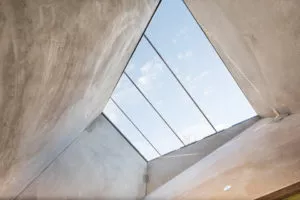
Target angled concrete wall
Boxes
[0,0,158,198]
[17,114,147,199]
[146,114,300,199]
[184,0,300,117]
[147,116,259,193]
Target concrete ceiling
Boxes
[1,0,300,199]
[184,0,300,117]
[0,0,158,198]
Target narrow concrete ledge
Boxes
[146,114,300,199]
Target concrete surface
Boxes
[184,0,300,117]
[17,114,147,199]
[257,181,300,200]
[146,114,300,200]
[0,0,158,198]
[147,116,259,193]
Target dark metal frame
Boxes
[110,98,161,156]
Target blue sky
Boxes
[104,0,256,160]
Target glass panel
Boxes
[126,37,215,144]
[112,75,183,155]
[146,0,256,131]
[103,99,159,160]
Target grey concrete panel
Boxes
[17,115,147,200]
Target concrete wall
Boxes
[147,116,259,193]
[17,114,147,199]
[0,0,158,198]
[146,114,300,200]
[184,0,300,117]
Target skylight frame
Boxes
[103,0,256,161]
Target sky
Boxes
[103,0,256,160]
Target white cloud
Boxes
[137,58,165,90]
[177,50,193,60]
[138,76,149,86]
[140,62,152,74]
[140,58,163,75]
[192,71,210,83]
[176,27,188,37]
[203,87,213,96]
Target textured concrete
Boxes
[146,114,300,200]
[184,0,300,117]
[147,116,259,194]
[17,114,147,200]
[0,0,158,198]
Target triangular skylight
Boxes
[103,0,256,161]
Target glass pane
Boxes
[126,37,215,144]
[112,75,183,155]
[103,99,159,160]
[146,0,256,131]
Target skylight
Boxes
[103,0,256,161]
